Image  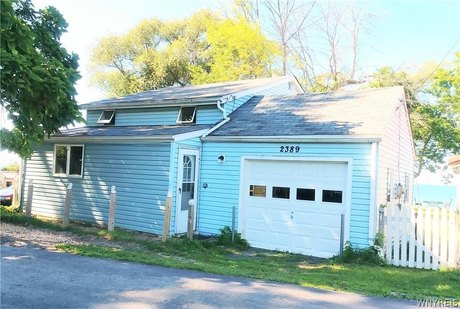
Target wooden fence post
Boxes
[187,199,195,240]
[162,189,172,242]
[25,179,33,216]
[62,183,73,228]
[108,186,117,231]
[231,206,236,243]
[13,176,20,208]
[378,205,385,233]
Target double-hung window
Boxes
[54,145,84,177]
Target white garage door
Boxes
[241,159,348,258]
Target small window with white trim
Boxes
[177,106,196,124]
[272,186,290,199]
[249,185,266,197]
[97,110,115,125]
[322,190,343,203]
[296,188,315,201]
[54,145,84,177]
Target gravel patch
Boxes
[0,222,145,251]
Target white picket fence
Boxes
[384,205,460,270]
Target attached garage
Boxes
[240,158,350,258]
[199,87,414,258]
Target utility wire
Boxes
[413,37,460,92]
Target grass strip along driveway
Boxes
[1,209,459,300]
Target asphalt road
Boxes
[1,245,417,309]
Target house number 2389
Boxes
[280,145,300,153]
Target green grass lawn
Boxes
[2,208,459,300]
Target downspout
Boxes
[201,95,234,138]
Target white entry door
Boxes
[241,159,348,258]
[176,148,199,233]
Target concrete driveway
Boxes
[1,245,417,308]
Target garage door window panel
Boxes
[249,185,266,197]
[272,186,290,199]
[296,188,315,201]
[322,190,343,203]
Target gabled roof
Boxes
[79,76,303,110]
[51,125,211,142]
[207,86,405,140]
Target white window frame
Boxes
[176,106,196,124]
[53,144,85,178]
[97,110,116,125]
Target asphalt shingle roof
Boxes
[210,86,405,137]
[79,76,295,109]
[53,125,210,138]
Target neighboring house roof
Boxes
[208,86,405,140]
[79,76,303,110]
[0,171,18,179]
[448,155,460,174]
[51,125,210,141]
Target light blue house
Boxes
[23,76,414,258]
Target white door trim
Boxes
[175,147,200,233]
[238,155,353,247]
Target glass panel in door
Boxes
[181,155,196,211]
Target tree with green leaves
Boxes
[369,54,460,177]
[191,16,277,84]
[1,162,20,171]
[0,0,82,158]
[90,10,277,96]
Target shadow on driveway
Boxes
[1,245,417,309]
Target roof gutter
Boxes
[202,135,381,143]
[201,95,235,138]
[47,136,173,143]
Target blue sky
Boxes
[31,0,460,104]
[1,0,459,172]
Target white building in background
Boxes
[448,155,460,209]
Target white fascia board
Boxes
[203,135,381,143]
[226,76,299,101]
[173,129,210,142]
[291,75,306,93]
[48,136,173,144]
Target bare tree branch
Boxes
[265,0,315,75]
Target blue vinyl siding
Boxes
[23,142,171,234]
[198,142,372,247]
[196,106,222,125]
[87,105,221,126]
[167,137,202,234]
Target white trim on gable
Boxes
[173,129,209,142]
[228,76,304,100]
